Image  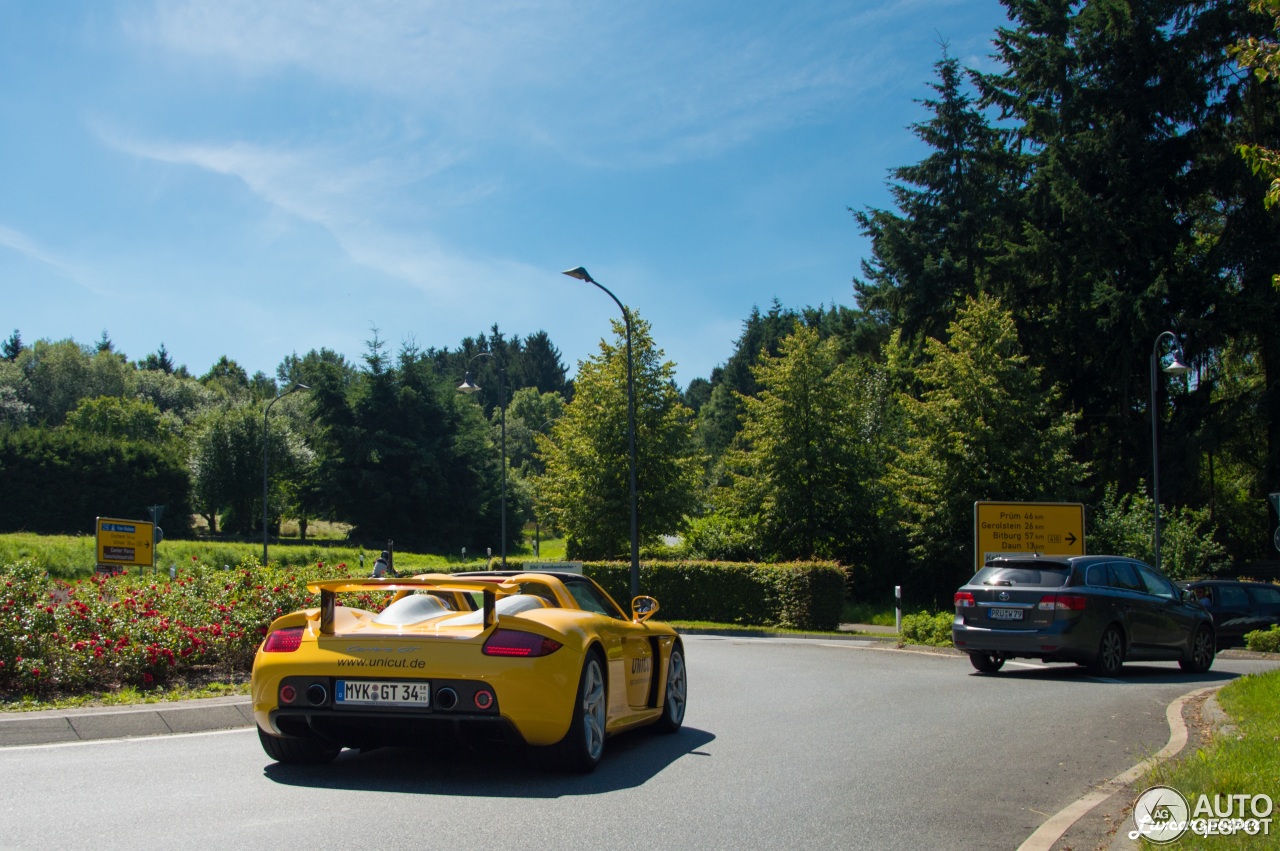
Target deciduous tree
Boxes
[885,295,1086,600]
[537,315,699,559]
[718,324,891,565]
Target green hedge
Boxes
[509,559,847,631]
[1245,625,1280,653]
[900,611,955,647]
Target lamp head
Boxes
[457,372,482,394]
[1163,354,1191,377]
[562,266,594,283]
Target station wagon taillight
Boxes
[482,629,563,657]
[1038,595,1087,611]
[262,627,304,652]
[954,592,976,608]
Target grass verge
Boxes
[0,678,251,713]
[1137,669,1280,849]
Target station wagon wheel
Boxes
[1179,626,1216,674]
[968,652,1005,674]
[256,726,340,765]
[1089,625,1125,676]
[545,650,607,773]
[654,641,687,733]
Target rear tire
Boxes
[1179,626,1216,674]
[653,642,687,733]
[1089,626,1125,676]
[257,725,340,765]
[969,652,1005,673]
[543,650,607,773]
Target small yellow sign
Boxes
[974,502,1085,570]
[96,517,156,568]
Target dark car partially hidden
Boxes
[1177,579,1280,649]
[952,555,1216,675]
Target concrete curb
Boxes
[1012,685,1223,851]
[1102,690,1236,851]
[678,626,901,643]
[0,695,253,747]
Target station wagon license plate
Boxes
[336,680,430,707]
[987,608,1023,621]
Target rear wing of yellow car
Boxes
[307,576,522,635]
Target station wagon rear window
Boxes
[972,566,1070,587]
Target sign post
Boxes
[974,502,1085,570]
[1270,494,1279,554]
[95,517,156,574]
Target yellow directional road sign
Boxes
[96,517,156,568]
[974,501,1085,570]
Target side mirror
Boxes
[631,595,660,623]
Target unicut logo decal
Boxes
[631,657,651,674]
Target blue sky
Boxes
[1,0,1009,388]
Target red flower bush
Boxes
[0,558,366,698]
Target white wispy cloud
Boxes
[95,123,550,306]
[119,0,945,165]
[0,224,107,295]
[94,0,994,366]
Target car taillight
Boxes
[262,627,304,652]
[954,592,976,608]
[1038,594,1087,611]
[482,629,563,657]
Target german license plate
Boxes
[988,608,1023,621]
[336,680,430,707]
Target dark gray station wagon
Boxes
[952,555,1216,675]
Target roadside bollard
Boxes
[895,586,903,634]
[169,564,176,580]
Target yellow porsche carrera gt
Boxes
[251,570,687,772]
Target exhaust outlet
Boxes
[435,687,458,710]
[306,683,328,706]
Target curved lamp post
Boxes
[458,353,508,568]
[263,383,309,567]
[562,266,639,598]
[1150,332,1190,572]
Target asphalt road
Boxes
[2,635,1277,851]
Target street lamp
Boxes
[263,383,308,567]
[458,353,508,568]
[1150,332,1190,572]
[562,266,639,598]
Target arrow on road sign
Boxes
[1065,532,1078,546]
